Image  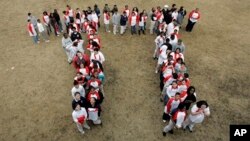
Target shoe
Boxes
[186,126,193,132]
[169,130,174,134]
[80,131,85,134]
[84,125,91,130]
[45,40,50,43]
[155,70,158,74]
[162,132,166,136]
[163,120,166,123]
[37,41,40,44]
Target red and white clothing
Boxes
[71,85,86,98]
[167,22,175,36]
[72,107,90,133]
[90,51,105,64]
[124,9,130,17]
[87,79,101,89]
[180,91,196,102]
[27,23,37,36]
[163,109,187,132]
[63,14,70,25]
[77,67,90,77]
[164,98,181,114]
[42,15,50,26]
[165,85,179,98]
[67,9,74,17]
[171,11,178,21]
[189,10,201,23]
[129,15,139,26]
[87,90,100,102]
[170,52,184,62]
[103,13,110,24]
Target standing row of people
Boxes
[148,3,209,136]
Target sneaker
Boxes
[186,126,193,132]
[37,41,40,44]
[155,70,158,74]
[163,120,166,123]
[84,125,91,130]
[80,131,85,134]
[45,40,50,43]
[169,130,174,134]
[162,132,167,136]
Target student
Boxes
[49,13,59,36]
[138,12,145,35]
[94,4,101,27]
[163,81,179,104]
[120,11,128,35]
[72,51,90,70]
[53,9,63,32]
[171,8,178,21]
[103,4,111,13]
[149,8,157,34]
[129,12,138,35]
[168,34,178,46]
[112,11,120,35]
[87,97,102,125]
[90,48,105,64]
[176,6,186,26]
[77,63,90,79]
[103,10,111,32]
[70,27,82,42]
[86,87,104,104]
[153,32,165,59]
[27,13,39,36]
[72,92,87,110]
[170,48,184,63]
[27,19,39,44]
[91,11,99,32]
[71,80,86,98]
[62,11,70,33]
[65,42,79,63]
[62,33,73,63]
[66,5,74,23]
[162,92,181,122]
[183,100,210,132]
[37,19,50,42]
[72,104,90,134]
[180,86,197,110]
[75,12,82,33]
[163,103,187,136]
[42,11,51,36]
[111,5,118,15]
[186,8,201,32]
[172,39,185,53]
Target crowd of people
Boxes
[26,2,210,136]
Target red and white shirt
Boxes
[164,98,181,114]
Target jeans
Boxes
[131,25,137,34]
[32,35,39,43]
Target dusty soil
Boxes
[0,0,249,141]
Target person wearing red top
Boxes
[163,103,187,136]
[162,92,181,122]
[186,8,201,32]
[86,87,104,104]
[129,12,139,35]
[27,19,39,44]
[72,51,90,70]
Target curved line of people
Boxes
[149,4,210,137]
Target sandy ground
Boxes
[0,0,249,141]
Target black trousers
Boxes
[186,20,196,32]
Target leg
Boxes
[76,122,84,134]
[163,120,175,133]
[83,121,90,129]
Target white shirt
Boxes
[130,16,137,26]
[167,22,174,36]
[37,23,45,32]
[90,51,105,64]
[71,85,86,98]
[72,108,88,123]
[175,111,186,128]
[189,104,210,123]
[88,108,99,121]
[155,35,165,48]
[171,11,178,20]
[92,13,99,23]
[139,17,144,26]
[104,13,110,24]
[62,37,73,48]
[166,86,179,98]
[190,13,199,22]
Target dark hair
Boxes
[73,103,80,110]
[73,42,78,46]
[178,103,185,110]
[196,100,208,108]
[172,73,178,79]
[63,11,66,14]
[165,38,170,43]
[94,48,99,52]
[74,92,80,96]
[73,80,78,85]
[187,86,195,95]
[175,92,180,96]
[176,58,183,63]
[184,73,189,78]
[28,13,31,16]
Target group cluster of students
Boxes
[149,4,210,136]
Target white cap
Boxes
[164,5,169,8]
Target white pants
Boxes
[182,116,195,131]
[93,117,102,124]
[163,120,175,132]
[120,25,125,34]
[150,21,156,34]
[153,44,159,58]
[113,24,118,35]
[63,48,71,63]
[76,121,90,133]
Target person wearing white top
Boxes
[37,19,49,42]
[65,42,78,63]
[90,48,105,64]
[183,101,210,132]
[112,11,120,35]
[186,8,201,32]
[171,8,178,21]
[62,33,73,63]
[72,81,86,98]
[72,104,90,134]
[153,32,165,59]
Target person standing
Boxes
[53,9,63,32]
[129,12,138,35]
[149,8,157,34]
[183,100,210,132]
[112,11,120,35]
[27,13,39,38]
[176,6,187,26]
[27,19,39,44]
[71,80,86,98]
[120,11,128,35]
[72,92,87,110]
[62,33,73,63]
[162,92,181,122]
[72,104,90,134]
[94,4,101,27]
[42,11,51,36]
[62,11,70,33]
[186,8,200,32]
[103,10,111,32]
[163,103,187,135]
[87,97,102,125]
[37,19,50,42]
[66,5,74,23]
[138,12,145,35]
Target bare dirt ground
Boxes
[0,0,249,141]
